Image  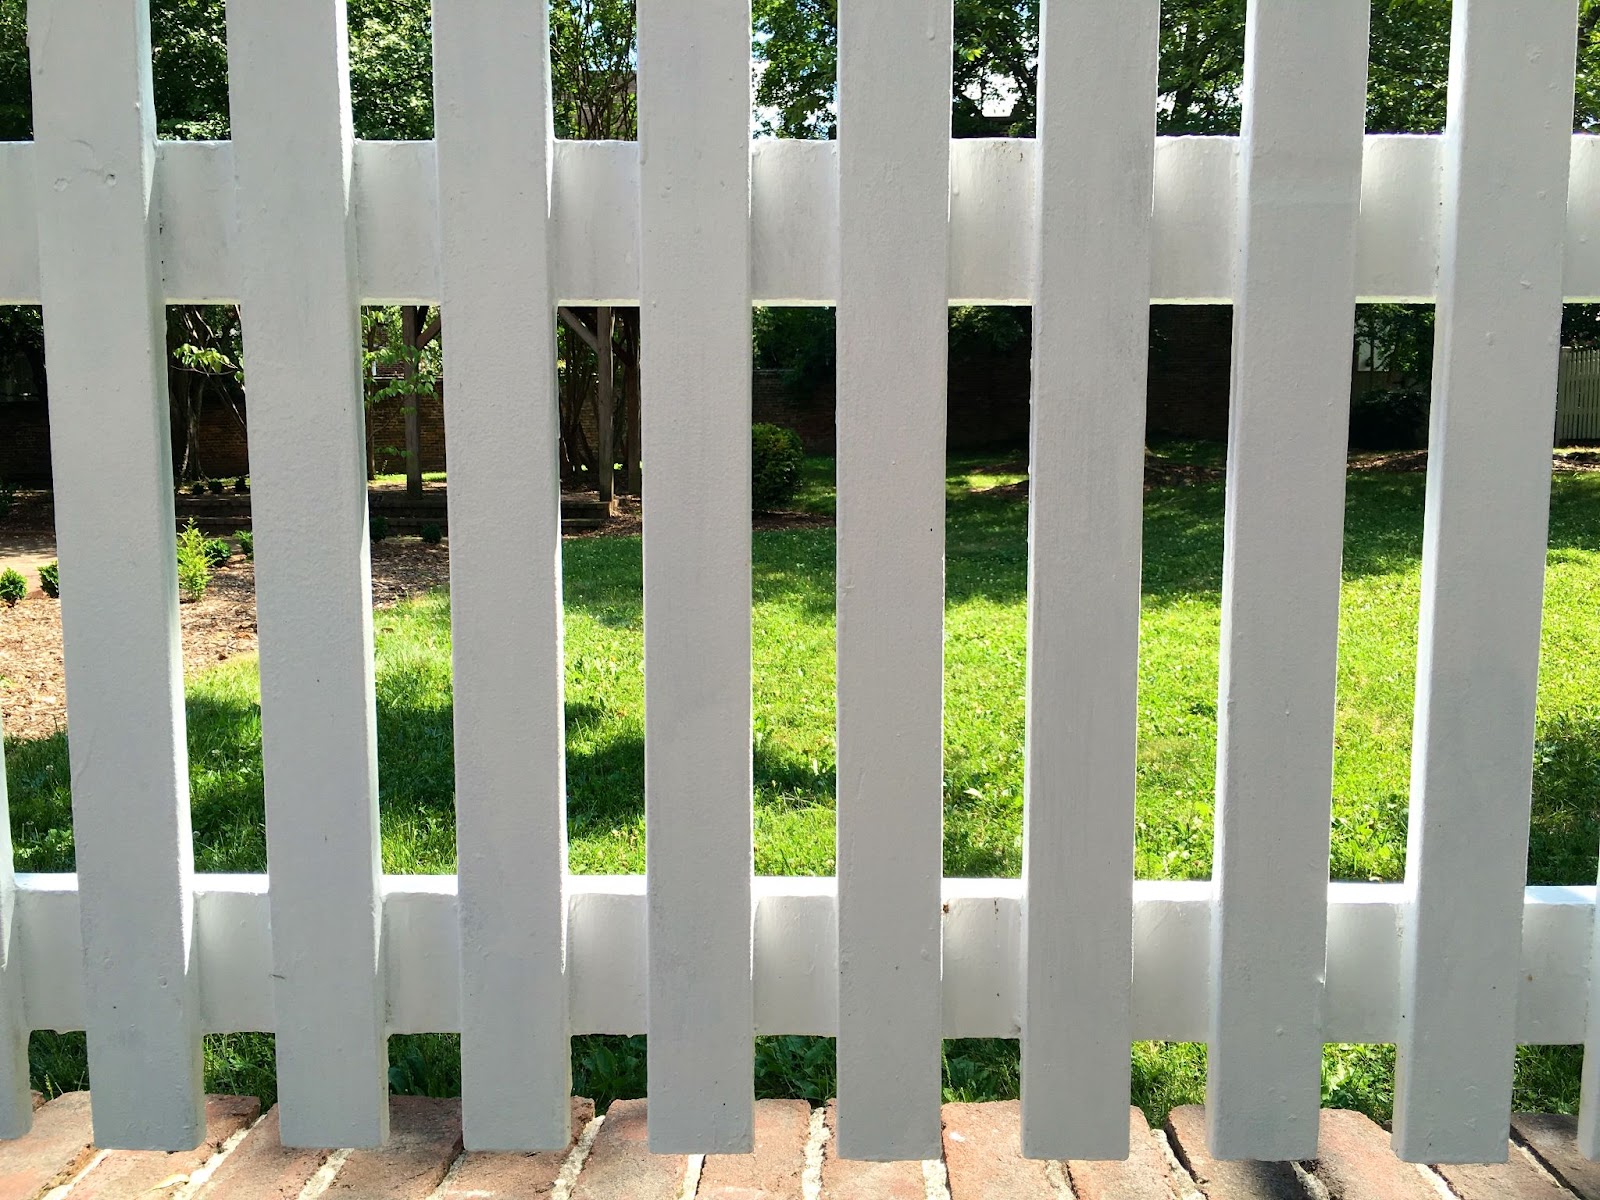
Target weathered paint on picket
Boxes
[1393,0,1580,1165]
[1206,0,1369,1162]
[226,0,389,1149]
[637,0,757,1156]
[432,0,572,1154]
[1019,0,1158,1163]
[28,0,203,1151]
[833,0,953,1162]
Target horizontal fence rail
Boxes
[10,135,1600,307]
[4,876,1597,1047]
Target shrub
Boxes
[38,561,58,599]
[203,537,231,568]
[175,522,212,602]
[370,514,390,542]
[207,478,225,495]
[1350,384,1431,451]
[0,568,24,606]
[187,479,206,497]
[752,423,805,513]
[420,523,443,545]
[233,476,249,494]
[235,529,254,560]
[0,476,17,518]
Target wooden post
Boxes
[403,304,423,497]
[597,305,615,506]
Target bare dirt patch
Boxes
[0,540,454,743]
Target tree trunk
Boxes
[402,304,424,498]
[597,305,615,506]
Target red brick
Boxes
[818,1103,926,1200]
[326,1096,462,1199]
[1163,1106,1304,1200]
[1301,1108,1437,1200]
[190,1106,329,1200]
[1434,1151,1575,1200]
[570,1099,685,1200]
[438,1097,594,1199]
[1068,1107,1182,1200]
[68,1095,259,1200]
[940,1100,1053,1199]
[0,1091,96,1200]
[1514,1113,1600,1199]
[698,1099,811,1200]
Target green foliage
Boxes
[348,0,436,140]
[949,306,1028,359]
[0,567,24,606]
[1350,384,1430,452]
[187,480,206,497]
[206,477,224,495]
[370,514,390,542]
[550,0,638,139]
[752,424,805,513]
[420,523,443,545]
[175,521,213,602]
[37,560,58,599]
[235,530,254,560]
[233,476,249,493]
[202,537,231,568]
[753,306,835,397]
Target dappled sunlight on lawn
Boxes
[6,465,1600,890]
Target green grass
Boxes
[371,471,449,486]
[8,445,1600,1124]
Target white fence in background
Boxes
[0,0,1596,1169]
[1558,347,1600,441]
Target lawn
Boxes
[7,444,1600,1123]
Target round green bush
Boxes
[752,423,804,513]
[38,561,59,599]
[420,523,444,545]
[0,568,25,606]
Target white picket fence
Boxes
[1,0,1598,1168]
[1558,347,1600,441]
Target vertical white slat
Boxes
[834,0,952,1162]
[1019,0,1158,1162]
[0,718,31,1138]
[225,0,387,1147]
[28,0,203,1149]
[432,0,571,1153]
[1395,0,1579,1164]
[637,0,755,1154]
[1204,0,1370,1161]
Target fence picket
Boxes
[0,724,28,1139]
[432,0,571,1152]
[637,0,756,1153]
[834,0,953,1162]
[225,0,388,1147]
[1205,0,1370,1161]
[1020,0,1158,1162]
[1393,0,1579,1164]
[28,0,203,1150]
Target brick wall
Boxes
[366,383,447,476]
